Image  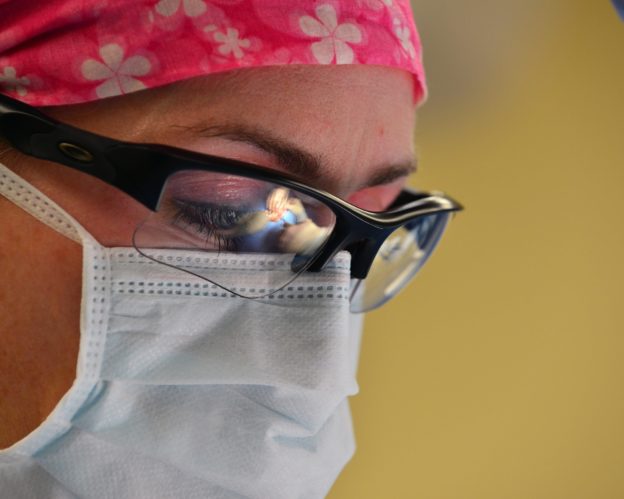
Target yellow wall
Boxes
[330,2,624,498]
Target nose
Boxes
[305,217,395,279]
[346,238,386,279]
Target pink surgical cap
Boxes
[0,0,426,106]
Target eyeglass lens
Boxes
[132,170,336,297]
[350,212,451,312]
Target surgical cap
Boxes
[0,0,426,106]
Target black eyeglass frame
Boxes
[0,92,463,279]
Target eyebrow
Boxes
[176,123,417,188]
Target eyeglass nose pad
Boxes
[347,238,386,279]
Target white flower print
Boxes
[81,44,151,98]
[299,4,362,64]
[0,66,30,96]
[213,28,250,59]
[155,0,207,18]
[357,0,392,11]
[393,17,416,59]
[263,48,295,65]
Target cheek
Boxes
[346,180,406,212]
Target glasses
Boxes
[0,93,463,312]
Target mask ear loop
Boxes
[0,153,99,246]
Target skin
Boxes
[0,64,416,448]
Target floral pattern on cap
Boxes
[0,0,426,105]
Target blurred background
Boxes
[330,1,624,498]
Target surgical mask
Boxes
[0,162,363,499]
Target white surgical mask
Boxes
[0,163,363,499]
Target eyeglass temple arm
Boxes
[0,94,121,179]
[0,94,167,209]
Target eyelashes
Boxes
[171,198,246,252]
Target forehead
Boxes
[49,65,417,194]
[169,65,416,139]
[160,65,417,188]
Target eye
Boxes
[169,199,248,251]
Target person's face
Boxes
[11,64,417,245]
[0,64,417,447]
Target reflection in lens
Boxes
[133,171,336,298]
[350,212,450,313]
